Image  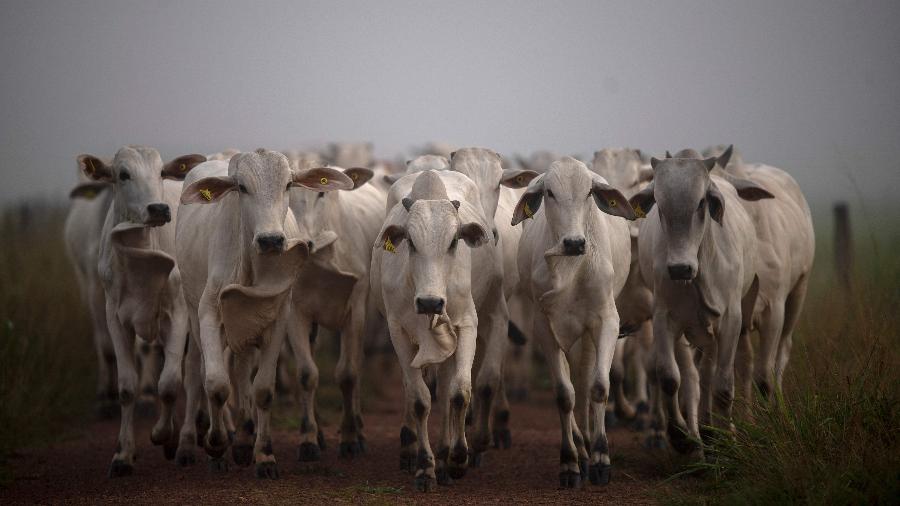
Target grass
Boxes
[0,202,96,485]
[664,221,900,504]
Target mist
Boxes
[1,0,898,213]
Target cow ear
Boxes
[716,144,734,169]
[162,154,206,180]
[627,183,655,219]
[707,182,725,225]
[703,157,718,172]
[650,157,662,170]
[78,155,114,182]
[459,222,489,248]
[500,168,540,189]
[379,224,406,252]
[69,181,109,199]
[181,176,238,204]
[383,173,403,186]
[292,167,354,191]
[724,174,774,201]
[343,167,374,190]
[511,178,545,226]
[591,180,638,220]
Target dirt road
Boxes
[2,394,675,504]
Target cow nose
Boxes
[562,237,586,256]
[256,233,286,253]
[415,296,445,315]
[146,203,171,223]
[667,263,694,280]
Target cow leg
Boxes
[90,280,117,417]
[674,336,701,442]
[434,360,454,485]
[446,323,476,481]
[711,315,741,434]
[150,295,188,461]
[629,321,652,431]
[573,336,594,479]
[472,297,509,459]
[534,314,581,489]
[135,339,160,417]
[584,306,619,485]
[653,311,696,455]
[753,301,784,401]
[390,323,435,492]
[286,308,320,461]
[492,373,512,450]
[336,302,366,458]
[229,350,255,467]
[776,276,808,390]
[610,339,635,422]
[106,302,138,477]
[252,315,285,480]
[695,337,717,443]
[176,328,203,466]
[197,298,230,467]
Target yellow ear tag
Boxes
[516,175,524,184]
[180,163,187,172]
[200,188,213,201]
[84,189,96,199]
[523,202,534,218]
[320,177,328,185]
[633,204,645,218]
[608,199,617,207]
[384,237,396,253]
[351,173,359,181]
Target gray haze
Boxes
[2,0,898,214]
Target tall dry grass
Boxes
[0,203,95,483]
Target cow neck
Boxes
[545,205,602,291]
[693,217,725,319]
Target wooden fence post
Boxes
[833,202,853,291]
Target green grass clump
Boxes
[684,229,900,504]
[0,203,96,481]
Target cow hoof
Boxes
[232,444,253,467]
[175,447,196,467]
[414,474,437,492]
[558,470,582,489]
[208,456,229,473]
[699,426,716,446]
[436,468,454,486]
[317,430,326,450]
[163,437,178,461]
[255,461,279,480]
[492,428,512,449]
[400,452,415,472]
[339,441,363,459]
[644,434,667,450]
[589,463,611,485]
[298,442,321,462]
[668,425,700,455]
[108,459,133,478]
[579,459,589,482]
[469,451,483,468]
[204,432,228,459]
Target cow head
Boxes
[628,146,773,282]
[289,166,373,252]
[512,157,636,256]
[450,147,539,239]
[380,170,489,318]
[181,149,353,255]
[79,146,205,226]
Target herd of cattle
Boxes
[63,142,814,491]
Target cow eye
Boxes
[238,184,248,194]
[546,189,555,199]
[118,171,131,181]
[449,237,458,251]
[317,192,325,199]
[285,182,292,191]
[698,198,706,212]
[408,239,417,253]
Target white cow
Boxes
[371,170,492,491]
[66,172,116,416]
[284,164,386,461]
[447,147,537,455]
[176,150,352,478]
[326,142,374,169]
[629,149,772,456]
[79,146,206,477]
[710,146,815,400]
[513,157,637,487]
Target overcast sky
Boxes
[1,0,898,213]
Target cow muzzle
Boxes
[144,203,171,226]
[667,263,696,282]
[562,236,586,256]
[415,296,445,316]
[255,233,286,254]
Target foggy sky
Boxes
[1,0,898,212]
